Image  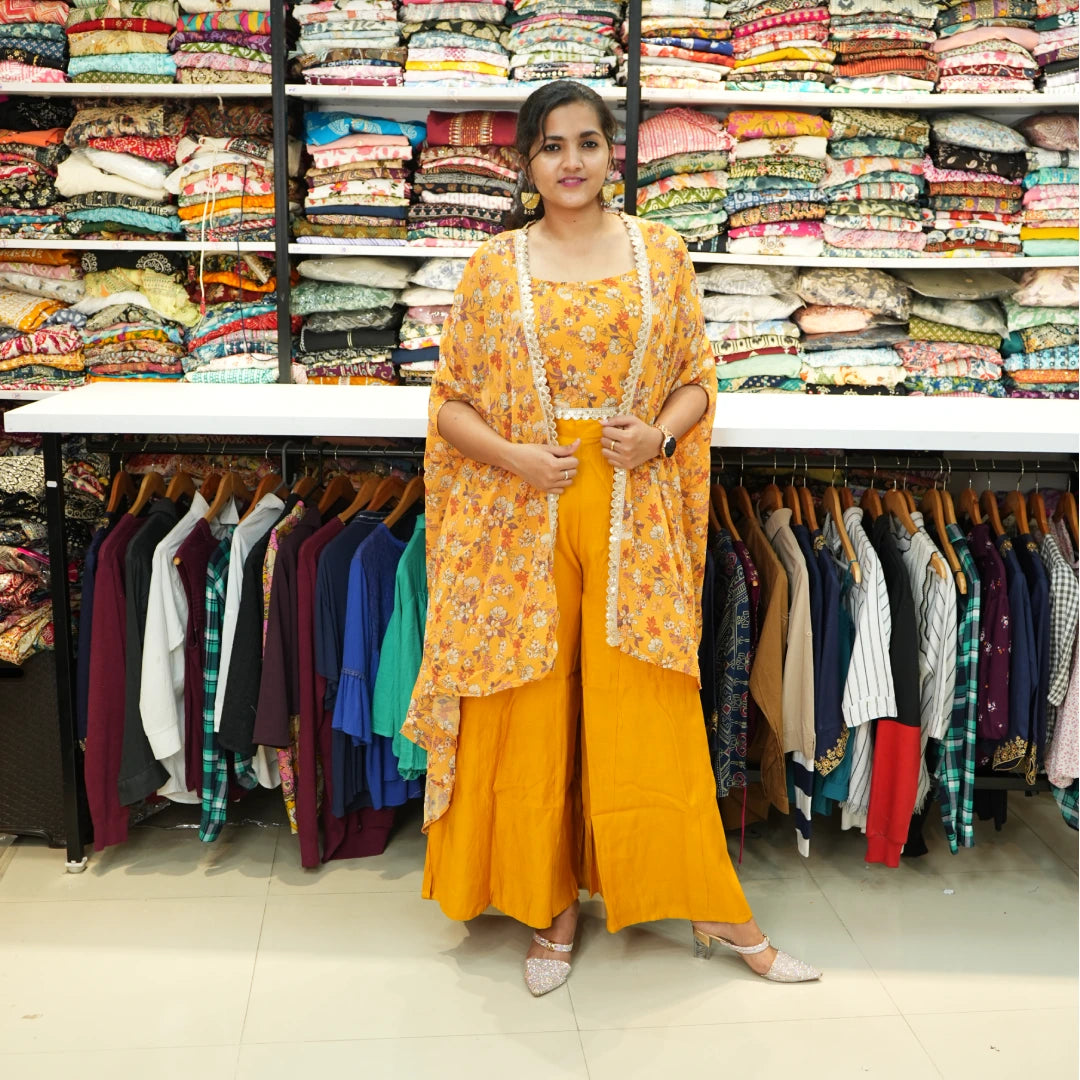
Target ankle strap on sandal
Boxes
[719,934,771,955]
[533,932,574,954]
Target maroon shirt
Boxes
[174,519,222,793]
[296,518,393,869]
[966,523,1011,742]
[84,513,143,851]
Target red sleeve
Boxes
[865,719,922,867]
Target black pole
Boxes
[271,0,292,383]
[42,433,88,870]
[624,0,642,215]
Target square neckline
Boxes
[523,213,638,285]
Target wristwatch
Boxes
[655,423,677,459]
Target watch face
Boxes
[662,435,677,458]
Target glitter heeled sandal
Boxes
[523,932,574,997]
[692,927,822,983]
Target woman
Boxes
[402,80,820,996]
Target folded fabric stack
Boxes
[293,257,406,385]
[725,109,827,258]
[0,0,70,83]
[794,267,909,395]
[66,0,176,84]
[184,253,285,382]
[297,110,422,248]
[507,0,623,85]
[1000,266,1079,398]
[0,249,85,391]
[636,0,731,88]
[185,250,279,309]
[395,258,463,382]
[172,0,269,83]
[73,249,198,381]
[58,100,186,239]
[0,117,70,241]
[925,112,1027,258]
[897,296,1007,395]
[823,108,930,260]
[408,109,512,247]
[168,99,293,243]
[1018,111,1078,254]
[400,0,510,86]
[828,0,937,93]
[697,264,806,394]
[636,107,732,253]
[1035,0,1079,89]
[729,0,831,91]
[883,269,1006,396]
[933,23,1037,92]
[292,0,404,86]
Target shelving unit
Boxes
[0,82,271,97]
[0,239,275,253]
[639,89,1080,110]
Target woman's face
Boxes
[527,100,611,214]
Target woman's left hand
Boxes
[601,415,663,471]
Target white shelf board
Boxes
[6,383,1078,454]
[286,85,626,105]
[0,388,62,401]
[640,88,1080,110]
[289,242,477,258]
[688,254,1080,269]
[0,81,270,97]
[0,239,274,252]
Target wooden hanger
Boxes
[106,470,137,514]
[942,488,958,526]
[979,488,1006,537]
[292,474,318,499]
[799,485,818,532]
[783,474,802,526]
[241,472,283,521]
[923,488,966,595]
[165,470,196,504]
[903,488,917,514]
[860,458,882,521]
[959,486,982,527]
[338,474,381,524]
[127,470,165,517]
[200,471,221,500]
[711,482,741,542]
[318,473,357,516]
[885,489,947,579]
[1056,488,1079,546]
[1028,488,1050,538]
[367,475,406,513]
[732,483,755,525]
[202,471,252,524]
[840,488,854,511]
[1003,489,1029,536]
[822,487,861,585]
[382,474,425,530]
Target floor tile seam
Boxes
[571,1008,904,1033]
[893,1006,948,1079]
[237,892,271,1046]
[575,1026,594,1080]
[806,864,913,1012]
[0,893,271,906]
[900,1002,1080,1018]
[237,1024,581,1046]
[0,1043,243,1057]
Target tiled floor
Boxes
[0,791,1076,1079]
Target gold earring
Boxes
[601,182,617,205]
[521,189,540,212]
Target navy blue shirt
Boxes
[315,512,384,816]
[1013,533,1051,763]
[995,536,1039,772]
[76,515,119,741]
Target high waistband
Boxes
[553,407,617,421]
[555,416,608,445]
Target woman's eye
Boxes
[582,141,599,149]
[544,143,560,152]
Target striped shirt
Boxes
[830,507,896,832]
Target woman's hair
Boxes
[506,80,618,229]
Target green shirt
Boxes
[372,515,427,780]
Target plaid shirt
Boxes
[937,525,981,852]
[1039,533,1079,741]
[200,531,258,842]
[1052,780,1079,831]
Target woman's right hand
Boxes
[507,440,580,494]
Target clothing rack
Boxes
[44,435,426,871]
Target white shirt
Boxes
[213,492,285,788]
[140,493,239,802]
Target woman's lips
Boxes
[559,178,585,186]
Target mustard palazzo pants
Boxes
[422,420,753,933]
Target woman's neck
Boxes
[533,205,614,247]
